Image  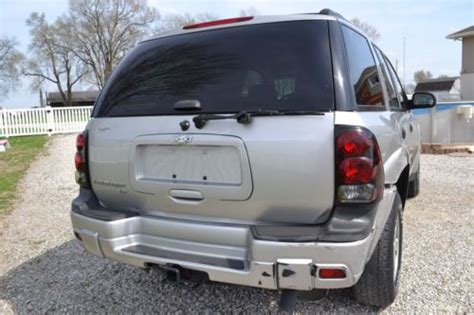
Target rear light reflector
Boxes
[182,16,253,29]
[318,268,346,279]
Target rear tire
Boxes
[353,192,403,308]
[407,168,420,198]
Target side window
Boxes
[374,47,400,109]
[342,26,385,108]
[383,54,406,106]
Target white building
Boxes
[447,26,474,101]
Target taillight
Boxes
[75,131,90,188]
[335,126,384,204]
[74,152,85,172]
[336,129,372,156]
[339,158,375,184]
[76,133,86,151]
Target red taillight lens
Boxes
[76,134,86,151]
[335,126,384,204]
[75,152,85,172]
[75,131,90,188]
[318,268,346,279]
[182,16,253,29]
[339,157,375,184]
[337,130,372,157]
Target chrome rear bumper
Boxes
[71,186,396,290]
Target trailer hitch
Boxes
[156,264,182,283]
[151,264,209,288]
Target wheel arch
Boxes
[383,145,409,178]
[382,146,410,208]
[395,165,410,209]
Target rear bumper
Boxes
[71,187,397,290]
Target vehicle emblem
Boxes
[173,135,193,145]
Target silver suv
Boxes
[71,9,436,310]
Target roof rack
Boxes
[319,9,348,22]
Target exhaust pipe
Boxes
[279,289,329,313]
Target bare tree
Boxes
[155,12,218,34]
[239,7,260,17]
[0,37,24,97]
[154,8,261,34]
[350,18,380,42]
[64,0,159,88]
[155,8,257,34]
[23,13,87,107]
[413,70,433,83]
[437,74,450,79]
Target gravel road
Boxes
[0,134,472,313]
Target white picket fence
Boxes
[0,106,93,138]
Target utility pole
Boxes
[403,36,406,89]
[39,89,44,107]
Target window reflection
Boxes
[374,47,399,108]
[342,26,384,107]
[97,21,334,117]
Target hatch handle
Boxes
[173,99,201,111]
[169,189,204,201]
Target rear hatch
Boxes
[87,20,335,225]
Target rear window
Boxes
[94,21,334,117]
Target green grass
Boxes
[0,135,48,215]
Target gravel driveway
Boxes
[0,134,472,313]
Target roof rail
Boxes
[319,8,348,22]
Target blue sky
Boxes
[0,0,473,108]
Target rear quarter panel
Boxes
[335,111,409,184]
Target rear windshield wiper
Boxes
[192,109,325,129]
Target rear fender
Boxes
[383,146,409,185]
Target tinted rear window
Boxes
[94,21,334,117]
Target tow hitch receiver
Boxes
[156,264,182,282]
[152,264,210,285]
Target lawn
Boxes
[0,136,48,215]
